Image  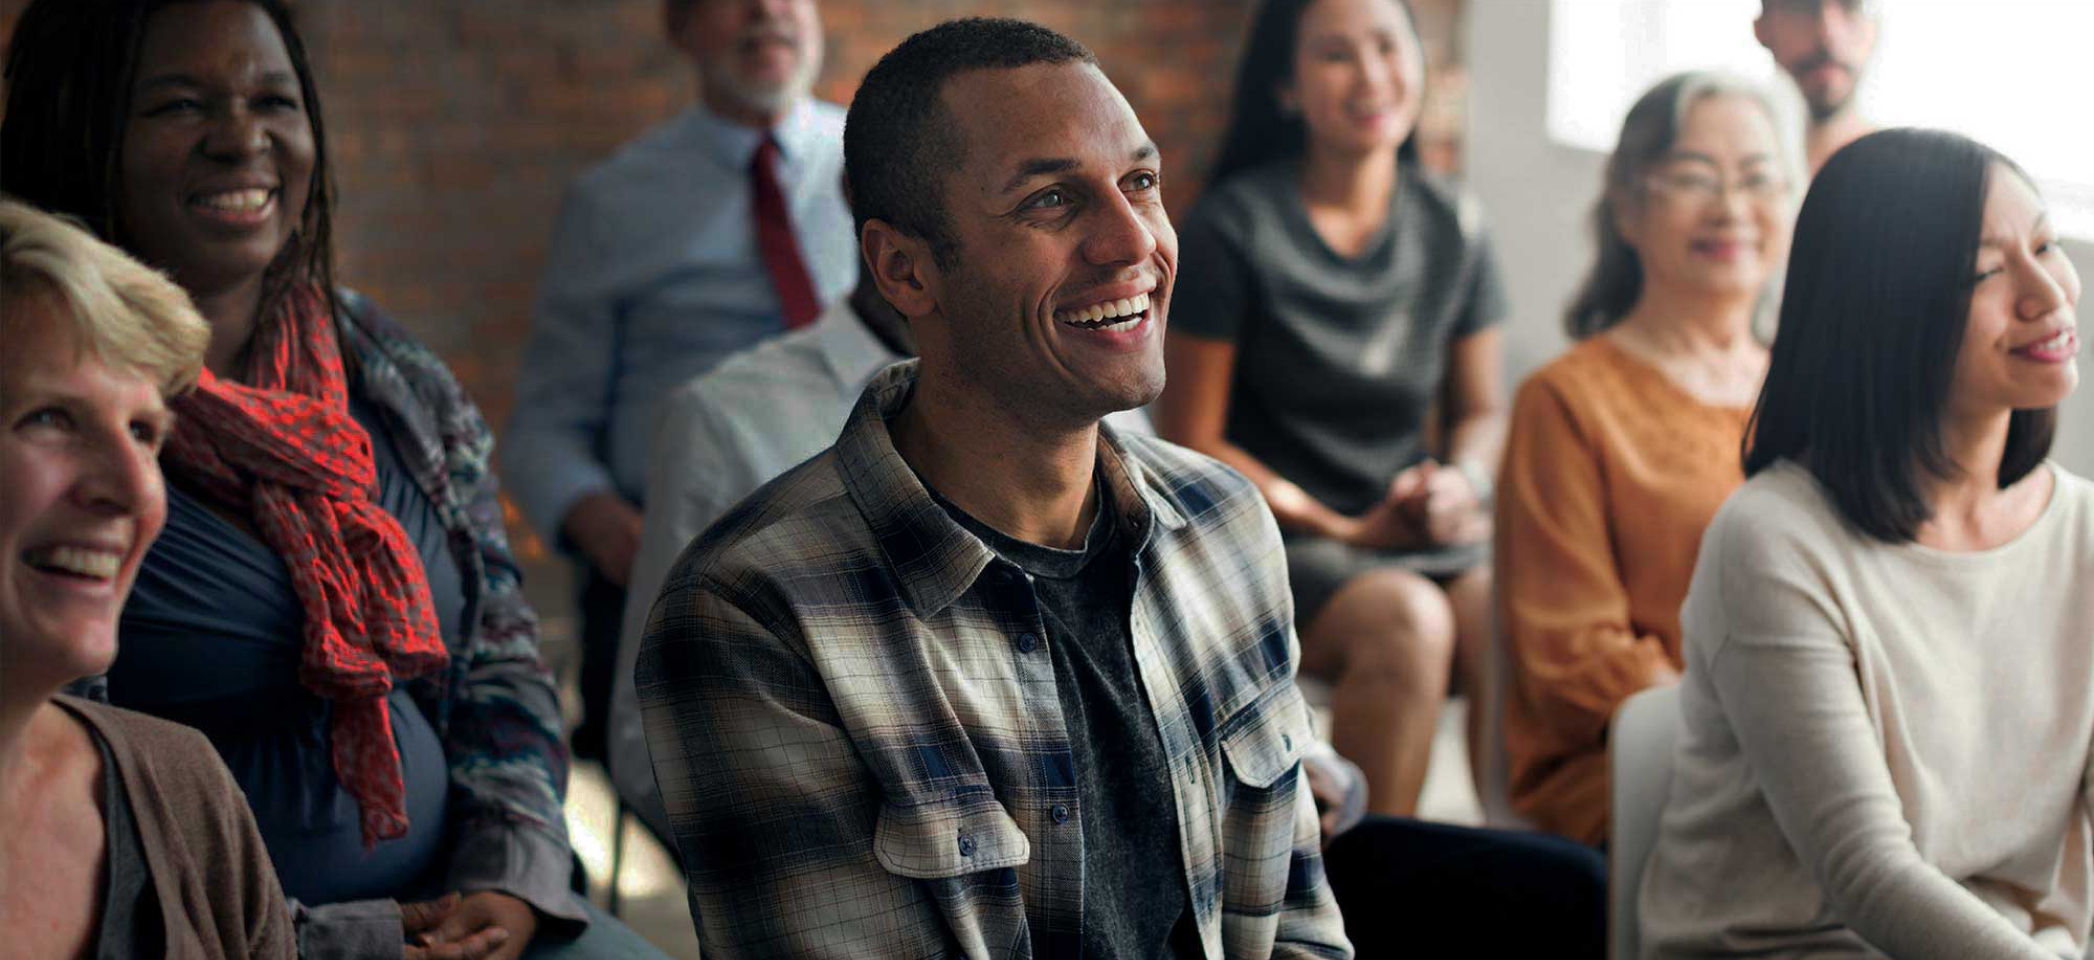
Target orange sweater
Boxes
[1493,336,1750,845]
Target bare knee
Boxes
[1316,569,1457,686]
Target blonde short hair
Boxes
[0,196,209,397]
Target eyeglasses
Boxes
[1644,169,1790,206]
[1766,0,1868,14]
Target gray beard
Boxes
[705,53,822,120]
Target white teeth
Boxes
[195,189,272,212]
[1057,291,1151,327]
[27,546,121,579]
[2028,330,2074,352]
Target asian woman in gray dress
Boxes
[1155,0,1508,818]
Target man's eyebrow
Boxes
[1002,158,1079,196]
[998,142,1161,196]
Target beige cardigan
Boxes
[55,695,294,960]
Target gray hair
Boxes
[1564,71,1798,339]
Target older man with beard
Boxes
[1755,0,1880,173]
[506,0,855,763]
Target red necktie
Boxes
[750,137,822,330]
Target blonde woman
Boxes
[0,198,293,959]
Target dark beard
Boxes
[1806,86,1855,123]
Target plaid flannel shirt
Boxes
[636,360,1351,960]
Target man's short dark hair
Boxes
[843,18,1096,268]
[1744,128,2052,542]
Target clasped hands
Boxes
[1335,459,1489,550]
[399,890,539,960]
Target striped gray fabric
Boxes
[637,361,1351,959]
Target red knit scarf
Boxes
[163,284,448,847]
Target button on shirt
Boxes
[503,99,856,539]
[634,360,1351,960]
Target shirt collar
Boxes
[811,299,905,388]
[687,97,823,172]
[836,362,1187,618]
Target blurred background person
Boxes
[1755,0,1878,173]
[501,0,852,766]
[0,2,667,956]
[1156,0,1508,818]
[0,196,294,960]
[1643,127,2088,960]
[1495,72,1796,846]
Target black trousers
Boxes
[571,569,625,761]
[1323,816,1606,958]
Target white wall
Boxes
[1463,0,2094,476]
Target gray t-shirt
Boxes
[1173,161,1508,516]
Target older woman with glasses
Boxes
[1493,72,1797,845]
[0,197,294,960]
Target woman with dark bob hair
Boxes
[1640,128,2091,958]
[1,2,667,957]
[1154,0,1508,820]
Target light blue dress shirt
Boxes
[502,98,856,541]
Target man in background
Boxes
[1756,0,1879,172]
[504,0,854,759]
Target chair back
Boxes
[1477,619,1533,828]
[1607,683,1681,960]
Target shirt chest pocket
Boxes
[875,794,1032,879]
[1219,683,1311,790]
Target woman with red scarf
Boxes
[0,3,669,958]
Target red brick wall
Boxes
[0,0,1467,584]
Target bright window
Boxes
[1548,0,2094,236]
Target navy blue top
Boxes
[112,391,466,904]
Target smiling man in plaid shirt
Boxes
[635,18,1351,959]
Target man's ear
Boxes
[861,220,940,320]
